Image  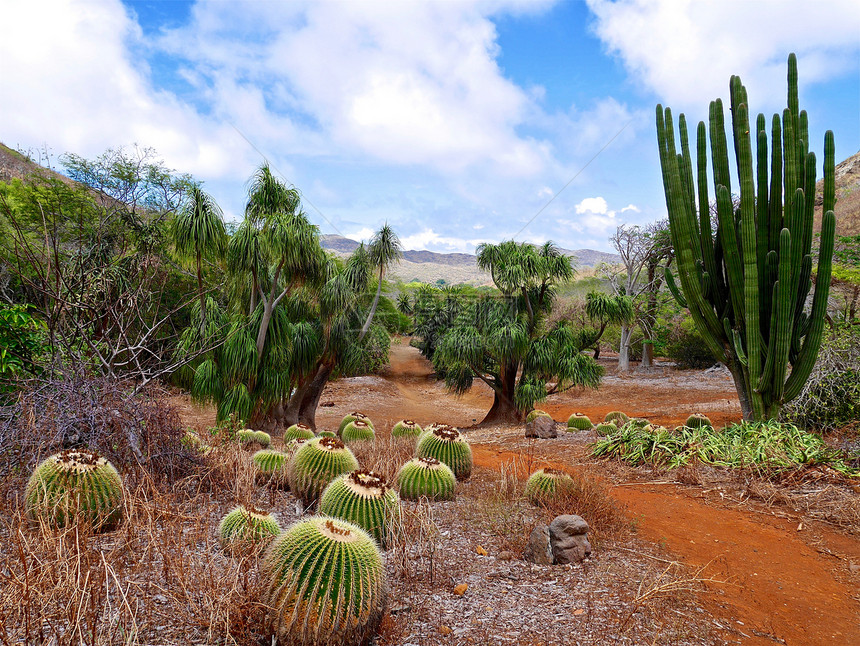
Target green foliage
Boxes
[524,468,575,506]
[592,420,858,477]
[657,54,836,420]
[391,419,422,438]
[288,437,360,507]
[341,419,376,444]
[567,413,593,430]
[372,294,412,334]
[217,504,280,550]
[284,423,316,442]
[318,470,401,549]
[25,449,124,531]
[0,304,45,401]
[262,516,386,646]
[415,426,472,480]
[396,457,456,501]
[659,315,718,369]
[781,325,860,431]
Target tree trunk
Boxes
[477,361,522,426]
[359,270,383,341]
[641,341,653,368]
[618,324,632,372]
[727,360,754,421]
[297,363,335,430]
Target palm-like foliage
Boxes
[431,241,601,424]
[359,224,402,340]
[584,291,634,358]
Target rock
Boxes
[496,550,516,561]
[549,514,592,564]
[525,416,557,439]
[524,523,553,565]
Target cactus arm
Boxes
[756,121,770,311]
[784,210,835,401]
[709,99,733,201]
[679,115,702,248]
[664,266,688,308]
[802,152,817,258]
[697,120,723,302]
[716,185,745,331]
[771,229,793,403]
[768,115,784,253]
[787,53,800,182]
[822,131,835,214]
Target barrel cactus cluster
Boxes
[338,412,373,435]
[288,437,360,507]
[396,457,456,501]
[566,413,592,431]
[391,419,423,438]
[25,449,125,532]
[524,468,575,506]
[341,419,375,444]
[415,425,472,480]
[217,504,281,550]
[319,470,401,549]
[656,53,836,421]
[262,516,386,646]
[284,423,315,442]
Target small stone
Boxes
[524,523,553,565]
[525,416,557,439]
[453,583,468,595]
[549,514,592,564]
[849,561,860,574]
[496,550,516,561]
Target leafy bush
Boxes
[781,325,860,432]
[659,315,717,369]
[0,304,45,402]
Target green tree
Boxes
[359,224,402,340]
[584,290,633,359]
[431,241,602,424]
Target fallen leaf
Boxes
[797,523,803,531]
[453,583,468,596]
[476,545,488,556]
[573,609,586,616]
[439,625,452,636]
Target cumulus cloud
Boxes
[399,229,488,254]
[576,196,609,215]
[586,0,860,111]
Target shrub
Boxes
[662,316,718,369]
[262,517,386,646]
[415,426,472,480]
[318,470,401,549]
[217,504,280,550]
[396,457,456,501]
[25,449,124,531]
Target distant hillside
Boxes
[815,150,860,237]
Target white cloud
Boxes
[345,227,375,242]
[620,204,640,213]
[586,0,860,111]
[576,196,609,215]
[399,229,487,253]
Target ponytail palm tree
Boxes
[359,224,402,340]
[584,291,634,359]
[433,240,601,424]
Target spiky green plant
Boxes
[595,422,617,436]
[252,449,290,486]
[391,419,423,438]
[316,430,337,438]
[262,516,386,646]
[566,413,592,431]
[288,437,360,507]
[630,418,651,429]
[318,470,401,549]
[217,504,281,550]
[396,457,456,501]
[284,423,316,442]
[253,430,272,447]
[524,468,575,506]
[236,429,257,445]
[25,449,124,531]
[415,426,472,480]
[605,411,629,425]
[526,409,552,423]
[685,413,713,429]
[341,419,376,444]
[657,54,836,421]
[338,412,374,435]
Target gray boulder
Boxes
[524,523,553,565]
[525,416,557,439]
[549,514,592,564]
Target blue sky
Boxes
[2,0,858,253]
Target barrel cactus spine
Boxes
[685,413,713,429]
[284,423,315,442]
[288,436,360,507]
[415,426,473,481]
[319,470,401,549]
[566,413,592,431]
[262,516,386,646]
[341,419,376,444]
[604,411,629,425]
[391,419,423,438]
[524,468,576,506]
[25,449,124,531]
[338,412,374,435]
[396,457,456,501]
[217,504,281,550]
[657,54,836,421]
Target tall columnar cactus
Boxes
[319,470,401,549]
[396,457,456,501]
[657,53,836,421]
[338,412,374,435]
[341,419,376,443]
[391,419,423,438]
[25,449,124,531]
[524,468,575,506]
[567,413,593,431]
[415,426,473,480]
[262,516,386,646]
[288,437,360,507]
[217,504,281,550]
[284,423,316,442]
